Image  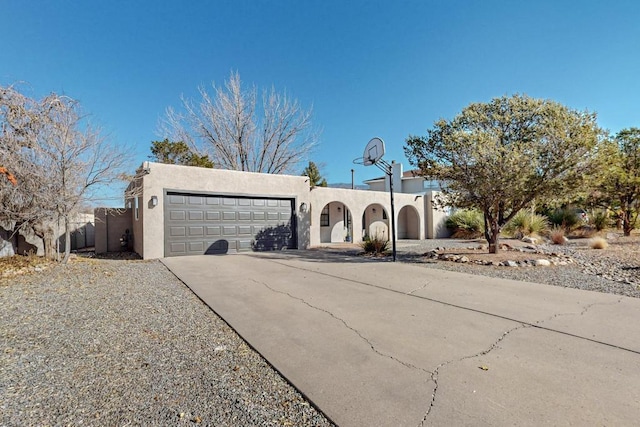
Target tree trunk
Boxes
[62,216,71,264]
[484,213,500,254]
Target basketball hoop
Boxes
[352,156,367,165]
[352,136,397,262]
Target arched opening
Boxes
[397,205,420,239]
[362,203,389,240]
[319,202,352,243]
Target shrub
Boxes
[503,210,549,238]
[360,233,389,255]
[591,210,610,232]
[589,237,608,249]
[547,208,580,232]
[550,226,567,245]
[445,209,484,238]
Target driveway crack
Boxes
[406,281,430,295]
[251,279,430,374]
[536,298,624,325]
[418,323,526,426]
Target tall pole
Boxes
[351,169,354,189]
[388,163,397,262]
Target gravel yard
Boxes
[395,235,640,298]
[1,234,638,426]
[1,257,333,427]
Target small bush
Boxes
[591,210,610,232]
[360,233,389,255]
[445,209,484,238]
[503,210,549,238]
[589,237,608,249]
[550,226,566,245]
[547,208,580,232]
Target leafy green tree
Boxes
[405,94,602,253]
[590,128,640,236]
[301,161,327,187]
[150,139,213,168]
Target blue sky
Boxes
[2,0,639,194]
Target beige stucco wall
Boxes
[138,162,311,259]
[308,187,425,245]
[94,208,133,253]
[124,162,451,259]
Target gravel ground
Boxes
[2,236,637,426]
[395,237,640,298]
[0,257,334,427]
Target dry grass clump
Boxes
[550,226,567,245]
[0,254,53,281]
[589,237,609,250]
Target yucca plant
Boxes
[360,233,390,255]
[445,209,484,238]
[591,210,610,232]
[503,209,549,238]
[547,208,580,232]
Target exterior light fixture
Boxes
[300,202,308,213]
[151,195,158,207]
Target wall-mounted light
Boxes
[337,206,342,212]
[150,195,158,207]
[300,202,308,213]
[372,208,376,213]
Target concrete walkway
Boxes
[162,251,640,426]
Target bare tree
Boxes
[1,84,130,262]
[164,71,317,174]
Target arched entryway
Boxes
[362,203,389,240]
[397,205,420,239]
[319,201,353,243]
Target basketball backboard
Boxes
[363,137,385,166]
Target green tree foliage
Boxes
[405,94,602,253]
[301,161,327,187]
[590,128,640,236]
[150,139,213,168]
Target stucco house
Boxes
[95,162,448,259]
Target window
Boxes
[320,205,329,226]
[134,196,140,220]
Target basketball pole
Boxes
[373,158,397,262]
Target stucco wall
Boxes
[308,187,425,246]
[138,162,311,259]
[94,208,133,253]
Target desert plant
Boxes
[360,233,389,255]
[591,210,610,232]
[503,210,549,238]
[445,209,484,239]
[547,208,580,232]
[589,237,608,249]
[550,226,567,245]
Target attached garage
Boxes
[164,191,297,257]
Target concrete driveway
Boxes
[162,251,640,426]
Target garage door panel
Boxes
[188,226,204,236]
[169,226,186,237]
[165,192,296,257]
[223,226,237,236]
[206,211,220,221]
[170,211,186,221]
[206,226,221,236]
[169,195,185,204]
[189,241,204,252]
[188,211,203,221]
